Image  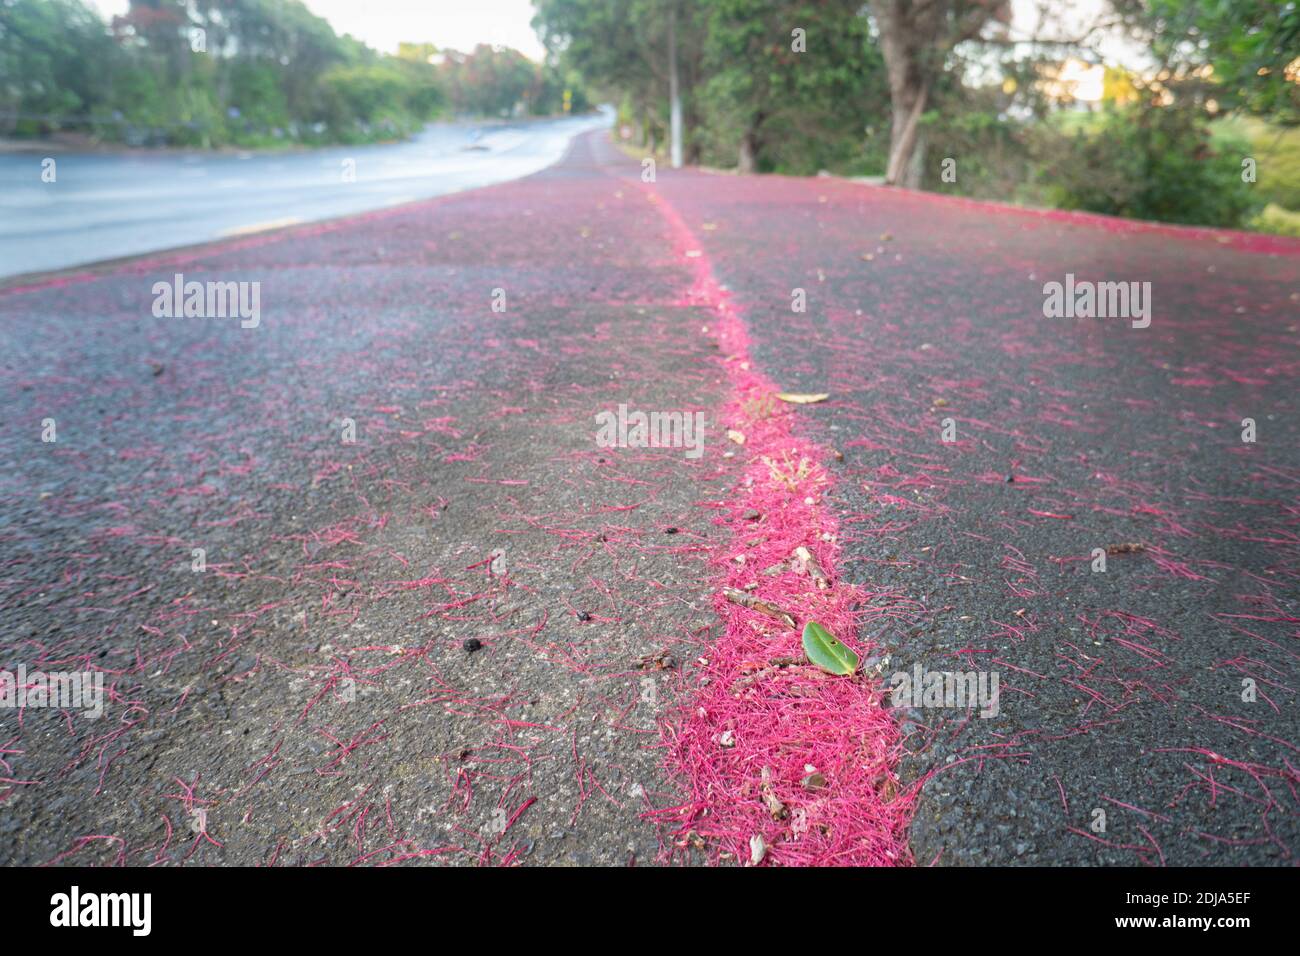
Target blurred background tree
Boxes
[0,0,586,147]
[528,0,1300,235]
[534,0,705,158]
[0,0,115,136]
[436,43,584,118]
[697,0,887,174]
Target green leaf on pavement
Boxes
[802,620,859,676]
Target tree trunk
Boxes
[906,129,927,189]
[870,0,1006,188]
[738,131,757,174]
[884,79,928,187]
[737,112,764,173]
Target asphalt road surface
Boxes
[1,130,1297,867]
[0,111,611,280]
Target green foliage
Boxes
[10,0,1292,234]
[531,64,591,117]
[534,0,1300,229]
[801,621,859,677]
[437,45,529,117]
[1136,0,1300,124]
[1040,101,1259,228]
[696,0,888,173]
[319,64,422,139]
[533,0,674,104]
[1214,115,1300,209]
[390,56,447,121]
[534,0,704,155]
[1249,202,1300,236]
[919,69,1045,200]
[228,61,293,133]
[0,0,114,130]
[0,0,571,148]
[535,0,886,172]
[432,44,585,119]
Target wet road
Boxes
[0,111,611,279]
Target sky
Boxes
[1007,0,1147,69]
[87,0,548,61]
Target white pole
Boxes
[668,5,683,169]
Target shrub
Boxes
[1040,101,1258,228]
[1215,116,1300,211]
[1249,203,1300,237]
[318,64,423,140]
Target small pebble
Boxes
[463,638,483,653]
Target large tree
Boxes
[868,0,1010,187]
[0,0,114,132]
[701,0,885,173]
[1119,0,1300,124]
[533,0,704,159]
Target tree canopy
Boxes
[0,0,583,146]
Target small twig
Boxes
[722,588,797,628]
[635,650,675,670]
[729,658,806,693]
[1105,542,1145,555]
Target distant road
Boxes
[0,109,611,279]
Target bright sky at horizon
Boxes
[87,0,548,61]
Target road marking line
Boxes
[219,217,302,237]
